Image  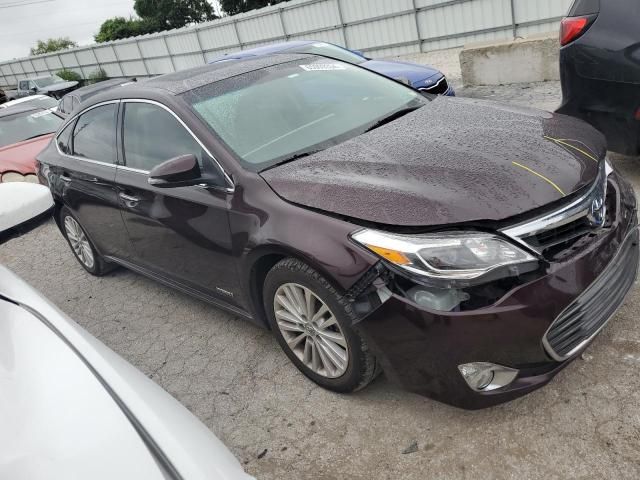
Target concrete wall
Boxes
[460,33,560,86]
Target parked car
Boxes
[0,104,63,183]
[5,74,79,101]
[38,54,638,409]
[557,0,640,155]
[0,265,254,480]
[58,78,137,116]
[209,40,455,96]
[0,93,59,110]
[0,183,53,236]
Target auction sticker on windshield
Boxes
[300,64,348,71]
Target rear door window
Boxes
[72,104,117,163]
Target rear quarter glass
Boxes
[568,0,600,16]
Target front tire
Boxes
[263,258,378,393]
[60,207,112,276]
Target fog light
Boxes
[407,286,470,311]
[458,362,518,392]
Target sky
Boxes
[0,0,223,61]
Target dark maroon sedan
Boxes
[38,54,638,409]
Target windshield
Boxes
[286,42,367,65]
[183,58,425,171]
[34,75,64,88]
[0,110,62,147]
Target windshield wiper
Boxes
[20,134,49,142]
[364,105,422,133]
[261,150,322,172]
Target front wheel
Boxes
[263,258,378,393]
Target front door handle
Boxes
[60,174,72,183]
[119,192,140,207]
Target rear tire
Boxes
[60,206,113,276]
[263,258,378,393]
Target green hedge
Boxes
[56,69,82,82]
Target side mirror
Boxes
[148,154,202,188]
[30,87,38,93]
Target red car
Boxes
[0,104,63,183]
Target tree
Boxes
[94,17,158,43]
[135,0,216,29]
[95,1,217,43]
[220,0,287,16]
[30,38,78,56]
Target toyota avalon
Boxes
[37,54,638,409]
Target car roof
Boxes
[0,104,43,118]
[66,78,137,102]
[209,40,315,62]
[86,53,310,105]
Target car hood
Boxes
[260,96,605,227]
[0,134,53,174]
[362,59,441,84]
[40,80,78,93]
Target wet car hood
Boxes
[362,59,441,84]
[40,80,78,93]
[260,96,605,227]
[0,134,52,174]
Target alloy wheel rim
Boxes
[274,283,349,379]
[64,216,95,269]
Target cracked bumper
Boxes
[355,174,638,410]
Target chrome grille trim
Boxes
[542,227,639,361]
[501,160,608,254]
[418,76,448,95]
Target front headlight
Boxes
[351,229,537,281]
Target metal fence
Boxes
[0,0,573,89]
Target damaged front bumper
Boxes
[350,173,639,410]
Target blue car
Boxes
[209,40,455,96]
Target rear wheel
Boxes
[60,207,112,276]
[263,258,378,393]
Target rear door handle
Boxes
[60,174,72,183]
[119,192,140,207]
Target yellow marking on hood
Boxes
[543,136,598,162]
[512,161,566,196]
[555,138,598,158]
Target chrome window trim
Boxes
[541,226,640,361]
[117,165,148,175]
[54,98,235,193]
[54,99,121,167]
[121,99,235,193]
[501,160,608,254]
